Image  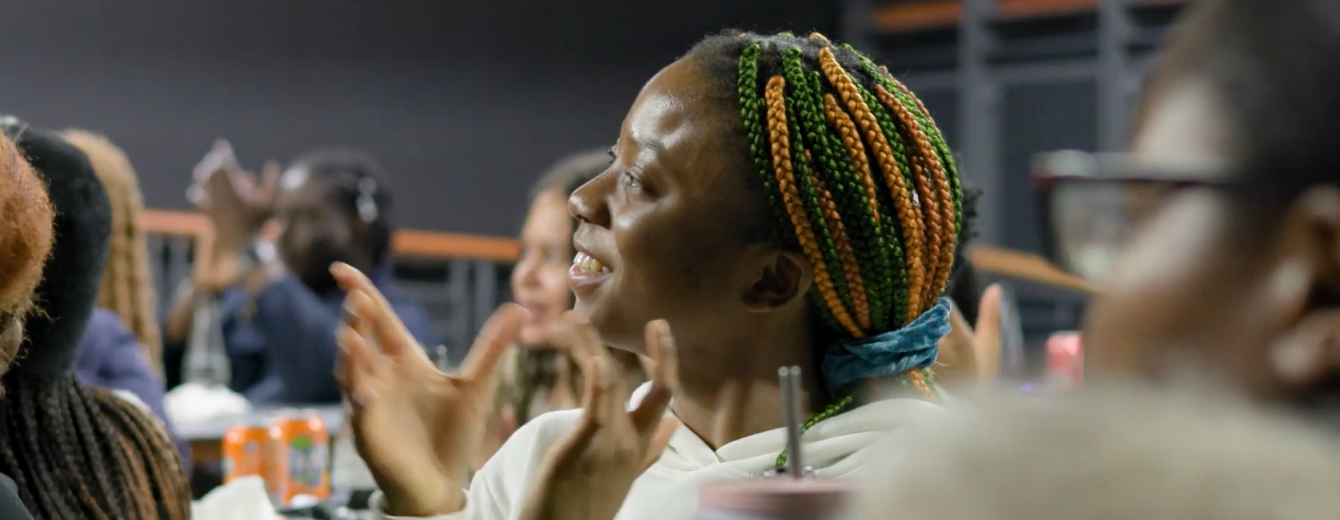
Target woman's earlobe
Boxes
[742,251,811,312]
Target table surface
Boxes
[178,405,344,441]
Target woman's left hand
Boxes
[517,313,680,520]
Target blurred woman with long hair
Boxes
[60,130,190,472]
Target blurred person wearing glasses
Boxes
[164,142,437,404]
[844,4,1340,518]
[1031,0,1340,409]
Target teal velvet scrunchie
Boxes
[821,297,952,392]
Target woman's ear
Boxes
[1298,187,1340,292]
[742,249,813,312]
[1265,187,1340,394]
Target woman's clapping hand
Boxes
[333,262,524,517]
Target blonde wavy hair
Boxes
[60,130,162,373]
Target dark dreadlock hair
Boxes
[948,187,981,324]
[289,148,396,265]
[0,125,190,520]
[687,31,967,400]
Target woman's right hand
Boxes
[189,140,279,255]
[333,262,524,517]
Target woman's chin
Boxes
[573,299,645,354]
[517,325,550,347]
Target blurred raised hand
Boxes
[333,262,524,517]
[189,140,279,255]
[937,284,1003,395]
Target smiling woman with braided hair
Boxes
[333,31,968,520]
[0,121,191,520]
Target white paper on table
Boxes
[191,476,280,520]
[165,382,251,425]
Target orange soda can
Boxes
[223,420,288,505]
[276,409,331,505]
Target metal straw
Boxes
[779,365,804,479]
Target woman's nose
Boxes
[512,256,540,288]
[568,173,613,228]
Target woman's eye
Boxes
[621,170,643,190]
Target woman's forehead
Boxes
[624,59,744,196]
[627,61,714,148]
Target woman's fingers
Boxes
[331,261,376,294]
[334,327,352,388]
[631,320,677,437]
[647,320,679,390]
[641,417,679,471]
[348,290,410,358]
[258,160,281,201]
[569,357,614,442]
[334,263,421,347]
[589,357,619,422]
[458,304,526,382]
[974,284,1004,383]
[337,322,380,407]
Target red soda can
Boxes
[1046,331,1084,391]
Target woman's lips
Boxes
[568,251,613,289]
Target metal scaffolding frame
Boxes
[841,0,1186,361]
[844,0,1184,248]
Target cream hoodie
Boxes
[374,390,948,520]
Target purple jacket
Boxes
[76,307,192,474]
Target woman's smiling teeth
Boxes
[573,252,611,274]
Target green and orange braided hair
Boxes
[688,31,966,403]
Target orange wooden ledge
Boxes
[143,211,1093,291]
[968,245,1096,293]
[140,209,520,263]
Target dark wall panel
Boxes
[1001,80,1097,254]
[0,0,835,236]
[916,89,959,149]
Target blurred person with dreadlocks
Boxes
[331,30,973,520]
[60,130,191,472]
[0,122,56,520]
[164,142,436,404]
[480,150,648,467]
[0,120,191,520]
